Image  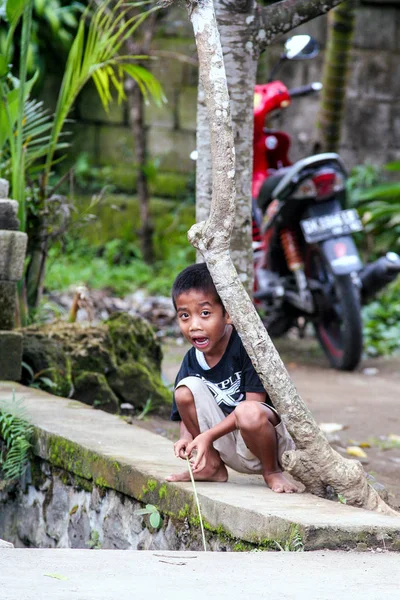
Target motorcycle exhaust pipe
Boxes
[360,252,400,302]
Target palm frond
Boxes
[0,391,33,481]
[43,0,164,184]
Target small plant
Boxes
[0,391,33,481]
[136,397,154,421]
[337,494,347,504]
[362,279,400,357]
[87,529,102,549]
[21,362,58,392]
[135,503,162,529]
[274,525,304,552]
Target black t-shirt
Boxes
[171,328,270,421]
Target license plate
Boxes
[300,209,363,243]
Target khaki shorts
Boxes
[176,376,295,474]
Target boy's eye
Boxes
[178,312,189,320]
[201,310,210,317]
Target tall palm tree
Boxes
[318,0,358,152]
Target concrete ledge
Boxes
[1,382,400,550]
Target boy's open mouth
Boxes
[192,337,209,349]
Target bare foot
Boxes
[264,471,298,493]
[166,462,228,483]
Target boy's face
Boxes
[175,289,232,358]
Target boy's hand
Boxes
[173,438,191,460]
[186,432,213,473]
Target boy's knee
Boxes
[174,385,195,408]
[235,401,267,430]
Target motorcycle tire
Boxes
[308,250,363,371]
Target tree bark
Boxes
[257,0,345,49]
[317,0,357,152]
[125,12,157,264]
[186,0,397,517]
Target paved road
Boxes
[0,549,399,600]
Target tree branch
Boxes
[256,0,345,50]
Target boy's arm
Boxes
[187,391,267,471]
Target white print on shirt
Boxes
[197,371,243,407]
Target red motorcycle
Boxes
[252,35,400,371]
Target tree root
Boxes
[282,447,399,517]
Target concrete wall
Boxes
[47,2,399,192]
[268,1,400,168]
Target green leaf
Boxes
[149,511,161,528]
[0,52,8,77]
[6,0,25,26]
[38,377,57,389]
[44,574,68,581]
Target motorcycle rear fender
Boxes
[318,236,363,276]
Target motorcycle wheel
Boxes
[307,248,363,371]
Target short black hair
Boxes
[172,263,223,311]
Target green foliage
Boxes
[43,0,165,187]
[136,397,154,420]
[44,195,195,297]
[0,391,33,481]
[274,525,304,552]
[362,279,400,357]
[87,529,102,549]
[348,162,400,256]
[337,494,347,504]
[135,503,162,529]
[21,361,59,392]
[348,162,400,357]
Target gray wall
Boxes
[65,1,400,191]
[263,1,400,168]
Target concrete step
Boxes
[0,382,399,551]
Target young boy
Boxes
[166,263,297,493]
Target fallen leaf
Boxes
[44,574,68,581]
[359,442,371,448]
[346,446,368,459]
[319,423,345,434]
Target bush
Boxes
[362,279,400,357]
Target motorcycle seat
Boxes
[257,174,285,212]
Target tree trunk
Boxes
[195,0,257,290]
[126,80,154,264]
[125,13,157,264]
[186,0,397,517]
[318,0,357,152]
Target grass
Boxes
[44,194,196,297]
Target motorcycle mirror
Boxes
[284,35,319,60]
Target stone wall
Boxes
[52,0,400,192]
[0,459,240,552]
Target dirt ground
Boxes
[136,334,400,510]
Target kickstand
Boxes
[297,317,306,339]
